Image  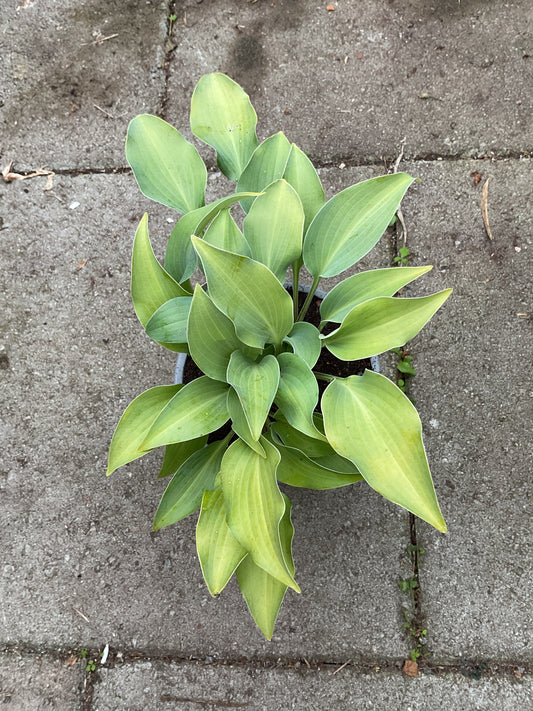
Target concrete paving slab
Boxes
[0,0,168,169]
[167,0,532,164]
[0,652,83,710]
[398,158,533,661]
[92,659,532,711]
[0,169,409,660]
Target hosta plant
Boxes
[107,73,451,639]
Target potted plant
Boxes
[107,73,451,639]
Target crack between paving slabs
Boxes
[159,0,179,121]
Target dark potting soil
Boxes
[182,287,372,406]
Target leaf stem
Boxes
[291,261,300,322]
[314,371,336,383]
[297,275,321,322]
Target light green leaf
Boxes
[319,266,434,324]
[158,437,208,478]
[203,209,251,256]
[196,488,247,595]
[322,371,447,532]
[221,437,300,591]
[145,296,192,344]
[188,285,249,382]
[243,179,304,282]
[164,192,260,282]
[273,441,362,489]
[227,389,266,457]
[236,492,295,640]
[131,215,190,333]
[153,438,227,530]
[190,73,259,180]
[141,376,229,450]
[283,321,321,369]
[237,132,292,212]
[283,143,326,233]
[270,420,333,458]
[303,173,414,278]
[274,352,326,441]
[126,114,206,212]
[323,290,452,360]
[191,237,294,349]
[107,385,182,476]
[226,351,280,441]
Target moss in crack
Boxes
[399,541,428,663]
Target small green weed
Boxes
[394,245,411,265]
[86,659,97,673]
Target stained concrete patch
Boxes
[0,169,408,660]
[398,158,533,660]
[92,659,532,711]
[0,652,84,710]
[167,0,533,163]
[0,0,168,169]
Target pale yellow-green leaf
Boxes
[237,132,292,212]
[323,290,452,360]
[283,143,326,233]
[196,488,247,595]
[192,237,294,349]
[227,389,266,458]
[274,352,326,441]
[221,437,300,591]
[283,321,321,369]
[157,437,208,478]
[107,385,182,476]
[141,376,229,450]
[236,493,295,639]
[319,266,434,324]
[190,73,258,180]
[322,371,446,532]
[203,209,251,256]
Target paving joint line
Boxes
[159,0,178,121]
[1,645,530,680]
[3,151,531,180]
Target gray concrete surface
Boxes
[0,0,531,708]
[92,659,531,711]
[0,652,84,710]
[403,158,533,661]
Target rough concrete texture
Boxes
[0,652,84,710]
[92,660,532,711]
[167,0,533,163]
[401,158,533,661]
[0,0,168,169]
[0,169,407,660]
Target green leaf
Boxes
[221,437,300,591]
[323,290,452,360]
[107,385,182,476]
[227,390,266,457]
[236,132,292,212]
[158,437,208,478]
[282,143,326,233]
[274,440,362,489]
[270,420,333,458]
[153,438,227,530]
[131,215,190,331]
[319,266,434,324]
[141,376,230,450]
[145,296,192,344]
[274,352,326,441]
[196,488,247,595]
[191,237,294,349]
[188,285,249,382]
[243,179,304,282]
[164,193,260,283]
[397,360,417,376]
[226,351,280,441]
[126,114,206,212]
[303,173,414,278]
[236,492,295,640]
[283,321,321,369]
[203,209,251,256]
[190,73,259,180]
[322,371,447,532]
